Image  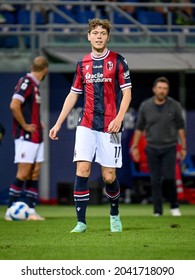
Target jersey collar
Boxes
[27,73,40,86]
[91,49,110,61]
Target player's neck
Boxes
[153,96,167,105]
[92,47,108,57]
[31,71,42,82]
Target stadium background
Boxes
[0,1,195,204]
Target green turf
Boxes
[0,203,195,260]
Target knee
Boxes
[17,174,28,181]
[102,172,116,184]
[77,164,91,177]
[16,171,29,181]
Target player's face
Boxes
[153,82,169,102]
[88,26,109,53]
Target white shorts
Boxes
[73,126,122,168]
[14,138,44,164]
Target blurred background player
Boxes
[49,18,132,233]
[131,76,186,217]
[4,56,49,221]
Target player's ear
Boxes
[87,33,91,42]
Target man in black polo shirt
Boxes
[131,76,186,216]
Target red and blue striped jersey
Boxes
[12,73,43,143]
[71,49,132,132]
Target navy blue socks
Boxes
[105,178,120,216]
[73,176,89,224]
[8,178,24,207]
[25,180,38,208]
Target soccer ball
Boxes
[9,201,30,221]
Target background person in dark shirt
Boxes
[131,76,186,217]
[4,56,49,221]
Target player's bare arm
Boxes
[107,88,132,133]
[131,129,143,162]
[49,92,79,140]
[10,98,37,133]
[178,128,187,160]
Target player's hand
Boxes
[131,147,140,162]
[49,124,61,140]
[107,118,122,133]
[179,149,187,161]
[23,123,37,133]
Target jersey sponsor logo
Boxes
[85,72,112,84]
[93,65,103,69]
[106,61,113,70]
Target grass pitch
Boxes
[0,203,195,260]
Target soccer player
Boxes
[131,76,187,217]
[4,56,49,221]
[49,18,132,233]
